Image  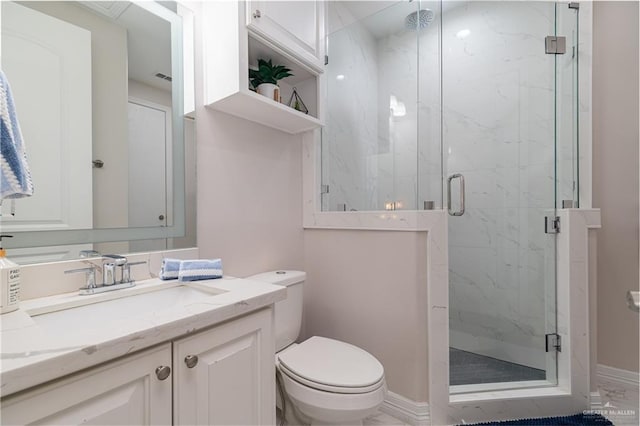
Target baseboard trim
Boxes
[380,391,430,426]
[597,364,640,388]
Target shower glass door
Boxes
[444,1,578,391]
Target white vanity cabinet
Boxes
[246,0,325,69]
[173,307,275,425]
[0,308,275,425]
[0,344,173,425]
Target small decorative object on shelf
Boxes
[249,58,293,102]
[287,87,308,114]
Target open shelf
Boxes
[208,89,321,134]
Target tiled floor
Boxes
[597,378,640,426]
[363,411,410,425]
[449,347,546,385]
[277,409,408,426]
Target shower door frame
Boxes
[428,1,596,423]
[427,209,599,425]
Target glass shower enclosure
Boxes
[321,0,579,392]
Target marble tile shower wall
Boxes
[324,2,379,212]
[445,2,557,369]
[417,6,444,210]
[375,7,442,211]
[375,29,418,210]
[324,1,442,211]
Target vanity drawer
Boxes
[1,344,172,425]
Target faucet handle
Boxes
[122,261,147,284]
[65,266,97,289]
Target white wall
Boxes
[593,1,640,373]
[303,229,429,402]
[196,110,304,276]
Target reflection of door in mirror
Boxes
[128,98,171,252]
[0,2,93,262]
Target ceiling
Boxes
[80,1,173,92]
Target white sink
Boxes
[27,282,227,332]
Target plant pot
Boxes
[257,83,280,102]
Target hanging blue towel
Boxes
[178,259,223,282]
[1,70,33,200]
[159,258,181,280]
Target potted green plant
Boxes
[249,59,293,102]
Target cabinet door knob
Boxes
[158,214,165,220]
[185,354,199,368]
[253,9,261,19]
[155,365,171,380]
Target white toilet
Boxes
[248,271,387,426]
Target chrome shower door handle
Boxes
[447,173,465,216]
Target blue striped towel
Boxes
[159,258,181,280]
[1,70,33,200]
[178,259,223,282]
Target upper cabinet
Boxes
[203,1,325,134]
[246,0,325,70]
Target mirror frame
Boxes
[3,1,190,250]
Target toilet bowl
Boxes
[277,337,387,425]
[248,271,387,426]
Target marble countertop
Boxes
[0,276,286,397]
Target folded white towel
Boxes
[1,70,33,200]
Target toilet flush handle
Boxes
[185,355,199,368]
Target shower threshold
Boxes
[450,379,555,395]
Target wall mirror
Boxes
[0,1,196,264]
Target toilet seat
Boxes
[279,363,385,394]
[277,336,385,394]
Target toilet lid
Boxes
[277,336,384,391]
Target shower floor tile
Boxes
[449,348,546,386]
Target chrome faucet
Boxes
[64,255,147,295]
[103,254,127,285]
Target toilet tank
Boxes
[247,270,305,352]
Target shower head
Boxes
[405,9,434,30]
